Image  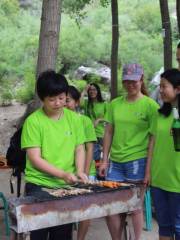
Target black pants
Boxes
[25,183,73,240]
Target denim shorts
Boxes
[151,187,180,239]
[106,158,146,182]
[93,138,103,161]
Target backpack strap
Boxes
[9,169,22,197]
[10,174,14,195]
[17,173,22,197]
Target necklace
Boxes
[43,107,64,120]
[57,110,64,120]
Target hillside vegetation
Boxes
[0,0,178,104]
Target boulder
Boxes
[74,64,111,85]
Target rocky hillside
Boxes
[0,103,26,155]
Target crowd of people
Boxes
[9,44,180,240]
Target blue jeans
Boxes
[151,186,180,239]
[106,158,146,182]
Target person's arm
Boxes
[84,142,94,175]
[27,147,78,184]
[93,118,105,127]
[144,99,158,185]
[94,102,109,126]
[143,135,155,186]
[99,123,114,176]
[75,144,88,181]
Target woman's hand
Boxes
[77,172,89,183]
[85,84,90,92]
[94,118,104,127]
[82,84,90,96]
[63,172,78,184]
[98,161,109,177]
[143,169,150,187]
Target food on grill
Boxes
[98,181,129,188]
[99,181,120,188]
[85,180,133,188]
[42,181,133,198]
[42,187,93,197]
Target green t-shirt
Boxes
[79,114,97,176]
[106,96,158,163]
[21,108,85,188]
[151,113,180,192]
[83,100,108,138]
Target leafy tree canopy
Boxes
[0,0,177,104]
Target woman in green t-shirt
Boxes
[22,71,87,240]
[151,69,180,240]
[99,63,158,240]
[66,85,97,240]
[81,83,108,164]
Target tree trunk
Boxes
[36,0,62,78]
[18,0,62,127]
[159,0,172,70]
[176,0,180,38]
[110,0,119,100]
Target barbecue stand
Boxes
[8,184,142,234]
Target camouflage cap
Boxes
[122,63,144,81]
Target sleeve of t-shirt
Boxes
[147,99,159,135]
[21,116,41,149]
[103,101,109,121]
[74,115,86,146]
[83,116,97,143]
[104,101,113,124]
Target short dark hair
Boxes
[159,68,180,117]
[177,42,180,49]
[67,85,81,101]
[37,70,68,101]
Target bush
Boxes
[15,71,35,103]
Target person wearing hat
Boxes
[99,63,158,240]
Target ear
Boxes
[76,100,80,107]
[140,75,144,82]
[176,86,180,94]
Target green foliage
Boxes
[63,0,110,22]
[62,0,93,23]
[85,73,102,84]
[132,3,161,35]
[0,0,19,28]
[0,0,39,104]
[0,0,178,103]
[0,0,19,18]
[16,71,35,103]
[0,77,14,105]
[59,7,111,71]
[120,31,163,80]
[63,0,92,13]
[68,79,87,91]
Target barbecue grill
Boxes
[8,182,142,234]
